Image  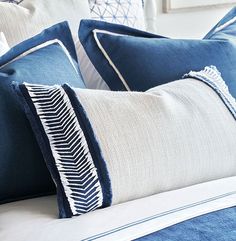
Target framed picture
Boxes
[163,0,236,13]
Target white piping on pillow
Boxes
[92,29,131,91]
[214,16,236,33]
[0,39,78,74]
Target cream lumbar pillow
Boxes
[17,66,236,218]
[0,32,9,56]
[0,0,91,47]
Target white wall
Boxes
[145,0,233,39]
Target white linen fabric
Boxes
[0,0,91,47]
[0,32,9,56]
[75,76,236,205]
[0,177,235,241]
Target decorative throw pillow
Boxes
[0,32,9,56]
[88,0,145,29]
[0,0,90,47]
[17,66,236,218]
[77,0,145,90]
[78,7,236,98]
[0,21,78,65]
[0,22,85,204]
[77,19,162,90]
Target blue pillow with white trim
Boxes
[77,19,164,90]
[1,21,78,66]
[16,66,236,218]
[78,7,236,98]
[0,22,85,204]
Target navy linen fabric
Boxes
[79,7,236,98]
[78,20,164,90]
[135,207,236,241]
[0,22,84,204]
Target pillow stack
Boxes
[0,0,235,220]
[0,0,147,209]
[0,0,90,205]
[78,7,236,99]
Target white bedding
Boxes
[0,176,235,241]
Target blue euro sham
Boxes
[135,207,236,241]
[0,21,78,65]
[0,22,84,204]
[79,7,236,98]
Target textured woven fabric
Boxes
[26,70,236,208]
[0,0,90,47]
[19,66,236,217]
[75,76,236,204]
[17,67,236,216]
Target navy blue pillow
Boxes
[0,22,84,204]
[79,7,236,98]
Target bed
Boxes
[0,2,236,241]
[1,177,235,241]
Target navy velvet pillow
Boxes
[0,22,84,204]
[79,7,236,98]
